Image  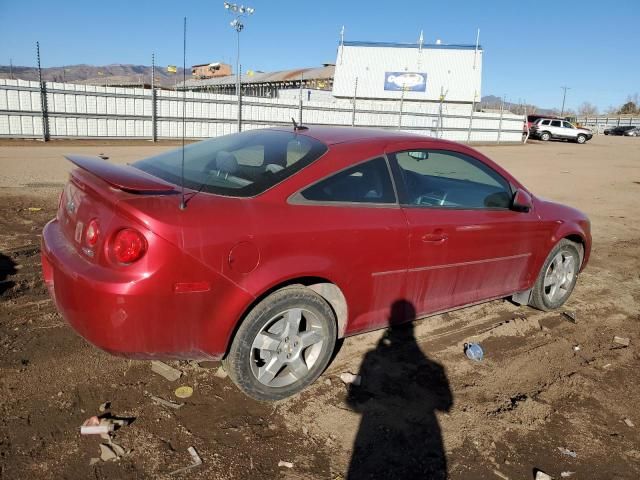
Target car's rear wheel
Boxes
[576,134,586,144]
[529,239,581,311]
[540,131,551,141]
[223,286,337,401]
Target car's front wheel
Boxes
[529,239,581,311]
[223,286,337,401]
[576,134,587,144]
[540,131,551,141]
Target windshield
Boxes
[134,130,327,197]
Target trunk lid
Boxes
[57,156,179,265]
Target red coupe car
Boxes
[41,126,591,400]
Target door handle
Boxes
[421,232,448,243]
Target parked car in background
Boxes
[525,114,563,131]
[41,126,591,400]
[530,118,593,143]
[604,126,639,136]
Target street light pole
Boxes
[224,2,254,133]
[560,86,570,116]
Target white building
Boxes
[332,41,482,105]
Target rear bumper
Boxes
[41,219,253,360]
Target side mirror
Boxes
[512,189,533,212]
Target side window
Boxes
[563,121,573,129]
[301,157,396,204]
[391,150,512,209]
[551,120,562,127]
[541,120,551,126]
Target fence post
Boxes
[497,98,504,144]
[466,98,475,143]
[151,54,157,142]
[36,41,49,142]
[351,77,358,127]
[298,72,303,125]
[398,85,406,129]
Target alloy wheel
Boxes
[250,308,326,388]
[543,251,576,303]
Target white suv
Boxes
[531,119,593,144]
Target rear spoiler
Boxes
[65,155,176,193]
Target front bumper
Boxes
[41,219,252,360]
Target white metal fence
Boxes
[576,115,640,134]
[0,79,525,143]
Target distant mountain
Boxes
[480,95,557,115]
[0,64,188,88]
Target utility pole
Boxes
[224,2,255,133]
[560,86,571,116]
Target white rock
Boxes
[151,360,182,382]
[339,373,361,386]
[278,461,294,468]
[535,471,553,480]
[214,366,228,379]
[99,444,117,462]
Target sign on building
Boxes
[384,72,427,92]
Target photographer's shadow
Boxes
[346,300,453,479]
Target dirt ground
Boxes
[1,135,639,479]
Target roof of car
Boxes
[270,125,458,147]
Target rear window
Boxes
[134,130,327,197]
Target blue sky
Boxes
[1,0,638,111]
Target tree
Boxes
[618,101,638,115]
[577,102,598,116]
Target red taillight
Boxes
[85,219,100,247]
[112,228,147,264]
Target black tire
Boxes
[223,286,337,401]
[529,239,582,311]
[576,134,586,144]
[540,131,551,141]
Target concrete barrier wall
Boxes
[0,79,524,143]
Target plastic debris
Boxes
[535,471,553,480]
[98,401,111,413]
[278,461,294,468]
[464,343,484,361]
[81,424,114,435]
[561,472,575,478]
[169,446,202,475]
[175,385,194,399]
[214,366,228,379]
[80,416,115,435]
[613,336,630,347]
[339,373,361,386]
[27,207,43,212]
[150,395,184,410]
[562,311,577,324]
[99,444,118,462]
[151,360,182,381]
[624,418,635,427]
[557,446,577,458]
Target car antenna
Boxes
[179,17,187,210]
[291,117,308,131]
